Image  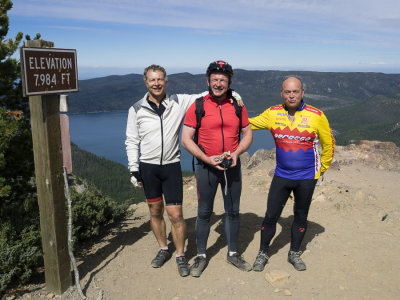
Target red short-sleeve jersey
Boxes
[184,94,249,156]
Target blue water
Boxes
[69,111,275,171]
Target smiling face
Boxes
[281,77,304,114]
[207,72,230,101]
[145,70,166,102]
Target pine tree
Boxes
[0,1,131,294]
[0,0,41,295]
[1,0,23,110]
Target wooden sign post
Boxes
[20,40,78,294]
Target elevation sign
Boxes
[20,48,78,96]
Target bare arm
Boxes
[181,125,225,170]
[229,124,253,167]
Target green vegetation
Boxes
[326,95,400,146]
[0,1,132,295]
[0,0,39,294]
[182,170,195,177]
[1,0,398,294]
[68,69,400,146]
[69,69,400,115]
[71,143,195,205]
[69,185,129,247]
[71,143,145,205]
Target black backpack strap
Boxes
[194,96,205,144]
[230,95,243,139]
[191,94,242,171]
[192,96,205,171]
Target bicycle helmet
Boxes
[206,60,233,78]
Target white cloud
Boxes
[43,25,101,32]
[11,0,400,33]
[10,0,400,73]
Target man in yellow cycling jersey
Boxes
[249,76,335,272]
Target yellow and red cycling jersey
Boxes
[249,101,335,180]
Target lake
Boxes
[69,111,275,171]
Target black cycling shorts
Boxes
[139,161,183,206]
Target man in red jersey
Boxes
[181,60,253,277]
[126,64,243,277]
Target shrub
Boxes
[69,184,129,246]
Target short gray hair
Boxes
[143,64,167,82]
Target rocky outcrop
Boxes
[335,140,400,170]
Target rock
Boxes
[284,289,292,296]
[338,141,400,170]
[329,160,340,170]
[268,169,275,177]
[247,149,275,169]
[183,176,195,185]
[240,152,250,166]
[46,293,55,298]
[273,288,281,293]
[265,270,290,286]
[313,193,326,203]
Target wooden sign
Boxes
[24,40,72,294]
[20,47,78,97]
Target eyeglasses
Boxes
[283,89,302,95]
[210,78,229,84]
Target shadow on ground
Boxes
[78,217,151,293]
[75,210,323,292]
[170,212,324,261]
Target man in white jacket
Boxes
[125,64,241,277]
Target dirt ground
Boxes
[9,142,400,300]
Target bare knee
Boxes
[167,206,184,226]
[149,202,164,219]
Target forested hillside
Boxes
[69,70,400,114]
[0,2,135,294]
[326,95,400,145]
[71,143,145,204]
[68,70,400,146]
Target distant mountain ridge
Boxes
[69,69,400,114]
[68,69,400,146]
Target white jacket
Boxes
[125,92,206,172]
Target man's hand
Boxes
[231,90,244,107]
[130,171,143,188]
[228,151,239,168]
[204,155,225,170]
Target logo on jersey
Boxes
[301,118,308,124]
[270,105,283,111]
[272,127,315,152]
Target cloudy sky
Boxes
[8,0,400,78]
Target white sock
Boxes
[229,251,237,256]
[160,246,168,251]
[197,254,206,258]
